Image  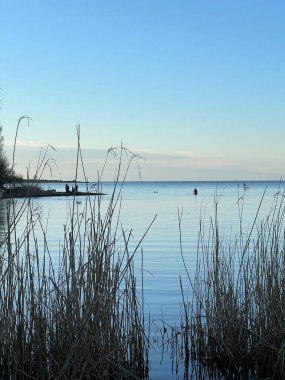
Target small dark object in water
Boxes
[193,188,198,195]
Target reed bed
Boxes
[0,125,149,379]
[179,188,285,379]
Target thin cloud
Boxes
[139,150,228,168]
[5,140,47,148]
[172,151,224,159]
[138,149,224,161]
[5,140,108,151]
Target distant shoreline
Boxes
[20,179,87,183]
[2,191,105,199]
[20,179,285,184]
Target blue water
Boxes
[1,180,284,379]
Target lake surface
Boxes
[1,180,284,379]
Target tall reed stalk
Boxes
[180,188,285,379]
[0,122,149,379]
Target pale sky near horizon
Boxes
[1,0,284,181]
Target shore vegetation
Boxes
[0,121,149,379]
[178,186,285,379]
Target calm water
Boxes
[1,180,284,379]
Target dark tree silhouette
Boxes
[0,126,14,187]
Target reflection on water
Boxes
[1,180,284,379]
[0,199,8,246]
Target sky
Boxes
[1,0,284,181]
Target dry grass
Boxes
[0,122,149,379]
[178,186,285,379]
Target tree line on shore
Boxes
[0,126,22,188]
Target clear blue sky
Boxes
[1,0,284,180]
